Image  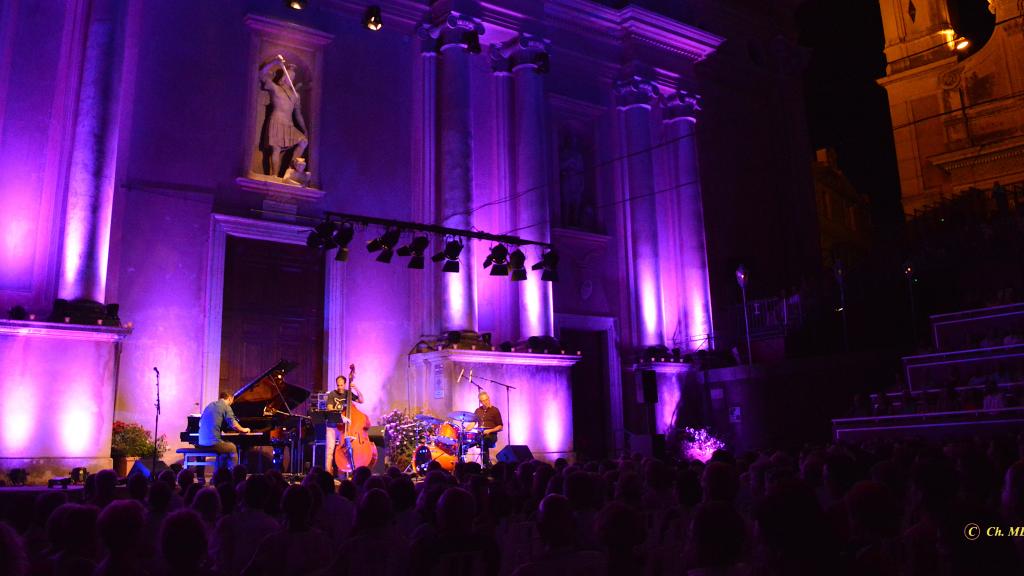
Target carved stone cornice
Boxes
[661,89,702,123]
[490,33,550,74]
[614,75,660,109]
[416,12,485,54]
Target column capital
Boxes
[490,33,550,75]
[661,90,702,123]
[416,12,485,54]
[614,75,659,109]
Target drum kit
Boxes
[411,410,482,474]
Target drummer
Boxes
[471,392,503,468]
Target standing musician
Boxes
[472,391,503,468]
[198,392,251,472]
[323,372,363,476]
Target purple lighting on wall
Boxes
[2,382,36,451]
[640,273,662,346]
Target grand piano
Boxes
[181,359,311,472]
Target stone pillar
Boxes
[58,0,124,308]
[494,34,554,339]
[662,91,713,350]
[419,14,485,334]
[615,76,664,347]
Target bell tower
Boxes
[878,0,957,74]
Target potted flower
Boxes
[111,421,167,476]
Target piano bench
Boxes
[176,448,221,475]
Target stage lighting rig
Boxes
[367,228,401,263]
[364,6,382,31]
[305,221,337,250]
[484,244,510,276]
[397,235,430,269]
[333,222,355,261]
[509,249,527,281]
[531,250,559,281]
[431,237,464,273]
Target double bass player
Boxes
[324,367,362,478]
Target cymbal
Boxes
[414,413,443,425]
[447,410,478,423]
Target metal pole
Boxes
[152,367,161,479]
[741,286,752,365]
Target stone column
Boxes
[58,0,124,309]
[495,34,553,339]
[615,75,664,347]
[662,91,713,350]
[419,14,485,334]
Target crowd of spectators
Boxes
[2,434,1024,575]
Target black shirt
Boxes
[325,388,361,411]
[474,405,502,431]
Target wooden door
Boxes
[221,236,325,396]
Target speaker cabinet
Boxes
[496,445,534,464]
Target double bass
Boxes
[333,363,378,473]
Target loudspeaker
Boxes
[496,445,533,464]
[638,370,658,404]
[128,459,171,479]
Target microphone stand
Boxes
[152,368,161,480]
[470,374,516,444]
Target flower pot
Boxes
[113,456,140,477]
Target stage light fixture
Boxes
[955,36,970,51]
[368,228,402,263]
[509,249,527,281]
[306,221,337,249]
[397,235,430,269]
[432,237,463,273]
[484,244,509,276]
[287,0,307,10]
[333,222,355,262]
[364,6,382,31]
[530,249,559,281]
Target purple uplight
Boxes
[2,382,36,451]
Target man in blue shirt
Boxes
[198,391,251,470]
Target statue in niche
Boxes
[559,133,597,230]
[258,55,310,182]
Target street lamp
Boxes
[735,265,752,365]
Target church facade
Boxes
[0,0,816,479]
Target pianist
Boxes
[198,391,252,471]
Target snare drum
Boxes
[435,422,459,454]
[462,428,483,447]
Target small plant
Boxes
[680,426,726,463]
[111,421,167,459]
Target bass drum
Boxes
[414,444,455,475]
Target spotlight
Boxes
[397,235,430,269]
[484,244,509,276]
[432,237,463,273]
[955,36,970,51]
[367,228,401,263]
[530,250,559,281]
[509,249,527,281]
[333,222,355,262]
[70,467,89,484]
[306,221,337,249]
[286,0,307,10]
[364,6,382,31]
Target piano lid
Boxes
[232,359,310,418]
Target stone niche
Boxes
[237,15,332,206]
[408,349,580,462]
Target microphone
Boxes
[153,367,159,376]
[456,368,465,383]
